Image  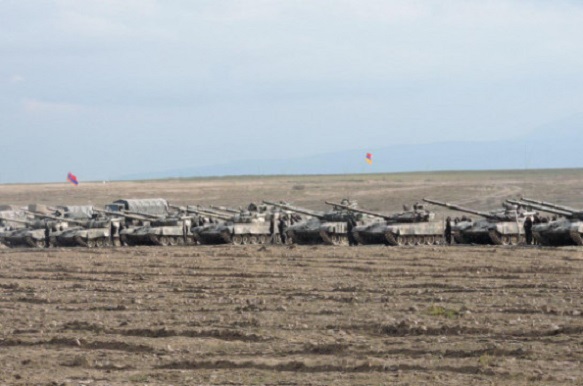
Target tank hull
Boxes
[56,228,117,247]
[353,221,445,246]
[195,223,274,245]
[3,228,47,248]
[532,219,583,246]
[453,220,524,245]
[121,225,192,246]
[286,220,350,245]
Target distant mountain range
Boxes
[120,114,583,180]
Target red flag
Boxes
[67,172,79,186]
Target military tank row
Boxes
[0,196,581,249]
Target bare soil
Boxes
[1,171,583,385]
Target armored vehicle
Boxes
[508,198,583,246]
[423,198,536,245]
[96,210,175,246]
[54,217,122,247]
[263,200,373,245]
[327,201,444,245]
[192,204,280,245]
[1,212,76,248]
[124,207,197,246]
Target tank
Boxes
[0,213,72,248]
[192,204,281,245]
[263,200,375,245]
[97,210,170,246]
[508,197,583,246]
[124,216,195,246]
[54,218,122,247]
[423,198,537,245]
[326,201,444,246]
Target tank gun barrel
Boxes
[422,198,493,218]
[94,209,152,222]
[209,205,239,214]
[0,216,32,226]
[519,197,578,213]
[324,201,389,219]
[171,205,231,221]
[122,210,162,220]
[506,199,572,217]
[262,201,323,218]
[26,211,87,226]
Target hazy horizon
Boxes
[2,1,583,183]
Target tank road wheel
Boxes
[389,234,402,246]
[340,235,349,246]
[176,237,185,245]
[241,235,250,245]
[158,236,169,246]
[501,235,511,245]
[425,236,434,245]
[168,237,178,246]
[35,239,46,248]
[258,235,268,244]
[87,239,97,248]
[95,238,104,248]
[232,235,243,245]
[509,235,519,245]
[249,235,258,244]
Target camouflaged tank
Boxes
[40,206,119,247]
[509,197,583,246]
[1,213,73,248]
[0,215,32,247]
[99,211,178,246]
[264,200,373,246]
[193,204,280,245]
[423,198,537,245]
[327,201,444,246]
[54,218,122,247]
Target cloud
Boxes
[22,98,86,113]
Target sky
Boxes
[1,0,583,183]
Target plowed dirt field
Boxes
[1,171,583,385]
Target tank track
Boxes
[318,230,348,246]
[488,230,504,245]
[384,233,443,246]
[25,236,44,248]
[569,230,583,246]
[74,236,88,247]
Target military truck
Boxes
[326,201,444,245]
[508,197,583,246]
[105,198,169,216]
[423,198,537,245]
